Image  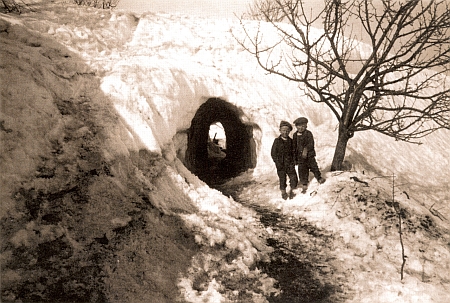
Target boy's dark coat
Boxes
[293,129,316,162]
[271,135,298,191]
[271,136,295,170]
[293,129,322,185]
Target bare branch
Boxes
[239,0,450,170]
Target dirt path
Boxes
[216,181,353,303]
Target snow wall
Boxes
[99,14,337,177]
[99,12,450,195]
[3,5,447,214]
[1,4,449,302]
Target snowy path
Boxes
[212,167,450,303]
[216,180,354,302]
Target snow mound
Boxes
[1,2,449,302]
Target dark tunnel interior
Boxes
[185,98,256,185]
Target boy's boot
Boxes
[301,184,308,194]
[288,189,296,199]
[281,189,288,200]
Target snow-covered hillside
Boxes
[1,2,449,302]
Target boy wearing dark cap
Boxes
[293,117,326,193]
[271,121,298,200]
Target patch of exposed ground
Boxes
[0,22,199,303]
[217,181,352,303]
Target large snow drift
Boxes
[1,2,449,302]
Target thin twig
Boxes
[391,173,406,280]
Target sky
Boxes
[116,0,331,19]
[117,0,254,18]
[1,2,450,302]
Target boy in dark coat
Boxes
[271,121,298,199]
[293,117,326,193]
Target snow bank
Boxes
[0,4,277,302]
[1,1,449,302]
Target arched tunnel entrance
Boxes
[186,98,256,185]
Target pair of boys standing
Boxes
[271,117,326,200]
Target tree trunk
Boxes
[331,124,351,171]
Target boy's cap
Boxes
[294,117,308,125]
[279,120,293,131]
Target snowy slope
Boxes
[1,2,449,302]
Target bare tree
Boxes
[1,0,120,13]
[247,0,288,22]
[1,0,22,13]
[238,0,450,171]
[73,0,120,9]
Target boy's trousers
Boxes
[277,164,298,190]
[297,157,321,185]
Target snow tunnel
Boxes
[185,98,256,184]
